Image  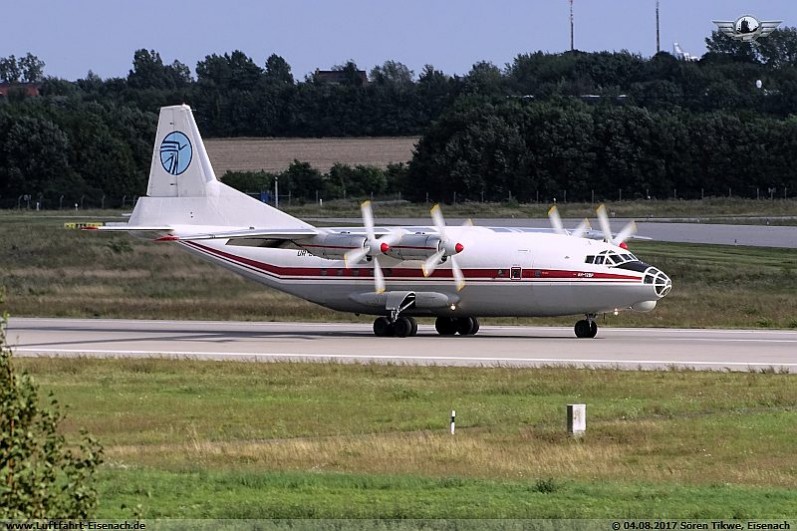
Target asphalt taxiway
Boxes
[6,318,797,372]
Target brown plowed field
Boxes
[204,137,419,174]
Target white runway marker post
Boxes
[450,410,456,435]
[567,404,586,438]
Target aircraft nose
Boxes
[644,267,672,298]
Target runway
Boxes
[6,318,797,372]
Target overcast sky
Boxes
[4,1,795,81]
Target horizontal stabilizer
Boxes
[84,223,318,242]
[83,224,171,232]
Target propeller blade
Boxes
[548,206,566,235]
[361,200,376,242]
[451,256,465,291]
[427,204,465,289]
[596,204,613,243]
[344,246,369,267]
[613,221,637,246]
[431,204,446,235]
[571,218,591,239]
[373,256,385,294]
[422,249,445,277]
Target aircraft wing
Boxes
[579,228,651,241]
[157,227,319,241]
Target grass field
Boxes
[205,136,419,174]
[12,357,797,518]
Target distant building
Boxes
[0,82,41,98]
[313,69,368,86]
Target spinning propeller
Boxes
[548,204,636,247]
[595,204,636,248]
[548,206,591,239]
[422,204,466,291]
[344,201,400,293]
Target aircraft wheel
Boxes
[574,319,597,339]
[393,317,413,338]
[435,317,458,336]
[470,317,480,335]
[407,317,418,336]
[456,317,477,335]
[374,317,393,337]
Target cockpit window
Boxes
[586,251,639,266]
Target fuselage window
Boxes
[585,256,595,264]
[594,256,605,265]
[497,269,506,277]
[510,267,522,279]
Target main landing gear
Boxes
[434,316,480,336]
[574,315,598,338]
[373,316,418,337]
[371,316,481,337]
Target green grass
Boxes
[96,469,797,519]
[13,358,797,518]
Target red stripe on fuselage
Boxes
[185,242,641,283]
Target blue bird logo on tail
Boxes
[159,131,193,175]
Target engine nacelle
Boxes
[384,233,441,261]
[384,233,464,261]
[297,233,367,260]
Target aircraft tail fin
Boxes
[124,105,312,231]
[147,104,219,198]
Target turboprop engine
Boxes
[297,233,373,260]
[384,233,463,261]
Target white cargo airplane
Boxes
[87,105,672,338]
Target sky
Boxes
[4,1,796,82]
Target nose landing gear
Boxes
[574,315,598,338]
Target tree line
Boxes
[407,98,797,203]
[2,29,797,207]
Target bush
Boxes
[0,305,103,519]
